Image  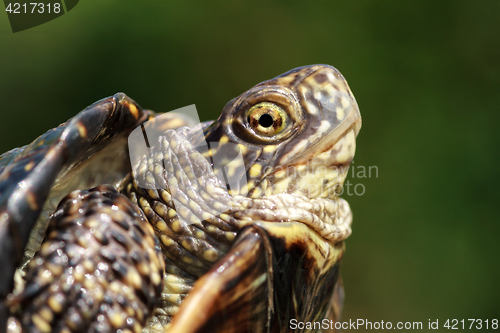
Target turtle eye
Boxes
[247,102,287,136]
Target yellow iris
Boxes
[247,102,287,136]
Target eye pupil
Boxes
[258,114,274,128]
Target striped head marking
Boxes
[203,64,361,199]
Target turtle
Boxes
[0,64,361,333]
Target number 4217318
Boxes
[5,3,62,14]
[444,319,498,330]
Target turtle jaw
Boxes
[244,127,357,243]
[264,127,357,201]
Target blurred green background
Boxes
[1,0,499,331]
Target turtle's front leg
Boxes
[9,185,164,333]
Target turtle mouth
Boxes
[281,107,360,168]
[266,128,357,200]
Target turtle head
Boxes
[203,64,361,200]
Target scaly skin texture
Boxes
[12,186,164,333]
[1,65,361,333]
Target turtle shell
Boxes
[0,94,194,323]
